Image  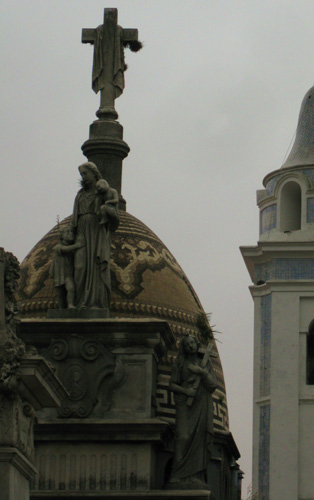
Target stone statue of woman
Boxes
[168,334,217,490]
[69,161,119,312]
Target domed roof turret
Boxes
[282,85,314,169]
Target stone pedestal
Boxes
[32,419,172,493]
[18,318,176,496]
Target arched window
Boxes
[280,181,301,232]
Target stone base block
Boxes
[32,419,173,494]
[32,442,154,493]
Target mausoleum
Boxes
[0,8,242,500]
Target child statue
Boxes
[50,225,83,309]
[95,178,119,227]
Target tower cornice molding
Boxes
[263,164,314,188]
[241,242,314,282]
[257,194,276,210]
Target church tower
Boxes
[241,86,314,500]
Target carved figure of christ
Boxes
[82,8,139,114]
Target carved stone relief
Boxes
[43,335,126,417]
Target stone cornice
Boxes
[18,318,175,358]
[250,280,314,296]
[35,418,173,446]
[241,242,314,282]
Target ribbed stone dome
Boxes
[17,210,229,431]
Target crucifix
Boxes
[82,8,142,119]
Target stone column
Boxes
[81,118,130,210]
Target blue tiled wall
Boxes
[259,404,270,500]
[302,168,314,187]
[265,168,314,196]
[260,294,271,397]
[307,198,314,223]
[255,258,314,283]
[260,205,277,234]
[265,176,279,195]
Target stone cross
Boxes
[82,8,139,118]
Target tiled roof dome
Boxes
[17,210,229,431]
[282,86,314,169]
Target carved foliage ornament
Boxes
[0,251,25,393]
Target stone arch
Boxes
[280,181,302,232]
[274,173,310,232]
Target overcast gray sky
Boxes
[1,1,314,496]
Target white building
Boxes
[241,86,314,500]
